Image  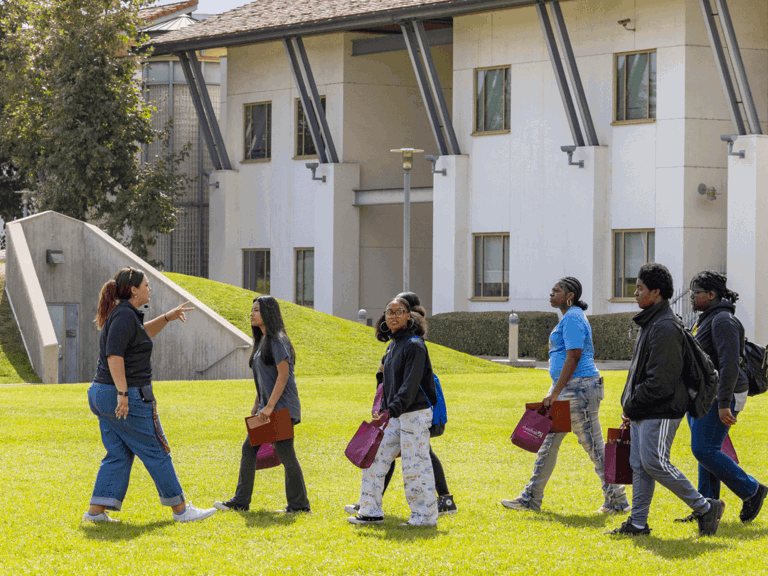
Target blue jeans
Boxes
[88,383,185,510]
[517,375,628,512]
[688,398,759,500]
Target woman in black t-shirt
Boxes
[83,267,215,524]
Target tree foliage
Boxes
[0,0,188,259]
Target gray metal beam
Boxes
[352,27,452,57]
[698,0,747,135]
[293,37,339,163]
[413,21,461,155]
[536,3,584,147]
[177,52,223,170]
[283,38,328,164]
[713,0,762,134]
[188,51,232,169]
[400,22,448,155]
[549,1,599,146]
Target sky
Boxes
[194,0,253,14]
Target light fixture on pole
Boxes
[390,148,423,292]
[14,189,33,218]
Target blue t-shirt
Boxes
[548,307,599,381]
[253,337,301,424]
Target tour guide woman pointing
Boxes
[83,267,217,523]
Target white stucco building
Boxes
[148,0,768,340]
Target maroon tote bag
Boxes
[345,413,390,469]
[511,406,553,453]
[255,443,282,470]
[605,422,632,485]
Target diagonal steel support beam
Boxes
[698,0,747,135]
[549,1,598,146]
[283,38,328,164]
[293,37,339,163]
[400,21,449,156]
[177,52,223,170]
[188,51,232,169]
[713,0,762,134]
[412,20,461,155]
[536,3,584,147]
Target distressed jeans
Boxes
[517,375,629,512]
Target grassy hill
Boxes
[0,274,41,384]
[166,272,512,377]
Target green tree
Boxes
[0,0,188,260]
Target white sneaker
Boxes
[173,503,217,523]
[500,498,530,511]
[344,504,360,515]
[82,511,119,522]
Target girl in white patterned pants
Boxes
[359,407,438,526]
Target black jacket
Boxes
[621,300,689,421]
[381,328,436,419]
[694,301,749,408]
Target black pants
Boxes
[231,435,310,510]
[383,447,449,497]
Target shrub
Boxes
[428,310,638,361]
[428,311,558,360]
[589,312,636,360]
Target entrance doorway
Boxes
[47,303,79,383]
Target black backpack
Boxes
[740,339,768,396]
[679,326,720,419]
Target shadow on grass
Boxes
[630,535,727,558]
[241,509,304,528]
[80,520,174,541]
[528,510,609,529]
[348,518,443,541]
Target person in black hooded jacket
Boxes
[606,263,723,537]
[678,271,766,524]
[347,297,438,527]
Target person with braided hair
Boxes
[675,271,767,524]
[502,277,629,514]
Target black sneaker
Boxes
[695,498,725,536]
[347,514,384,525]
[213,500,249,512]
[674,513,695,523]
[604,518,651,536]
[740,483,767,523]
[437,494,458,516]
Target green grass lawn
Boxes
[0,273,41,384]
[3,371,768,575]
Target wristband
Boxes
[117,390,128,397]
[164,314,170,323]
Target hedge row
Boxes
[427,310,638,361]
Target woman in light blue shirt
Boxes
[501,277,629,514]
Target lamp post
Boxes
[14,189,33,218]
[390,148,423,292]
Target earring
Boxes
[406,318,415,329]
[567,298,573,307]
[379,321,390,333]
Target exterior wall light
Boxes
[698,183,719,201]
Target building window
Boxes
[474,234,510,298]
[615,50,656,123]
[295,249,314,308]
[474,67,511,134]
[244,102,271,160]
[296,97,326,158]
[614,230,655,298]
[243,249,270,294]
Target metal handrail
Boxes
[195,344,250,377]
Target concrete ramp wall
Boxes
[6,211,252,383]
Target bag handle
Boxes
[375,410,391,429]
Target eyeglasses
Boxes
[385,309,407,318]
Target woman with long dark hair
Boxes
[214,295,310,513]
[84,267,215,523]
[501,277,629,514]
[676,271,766,523]
[347,296,438,527]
